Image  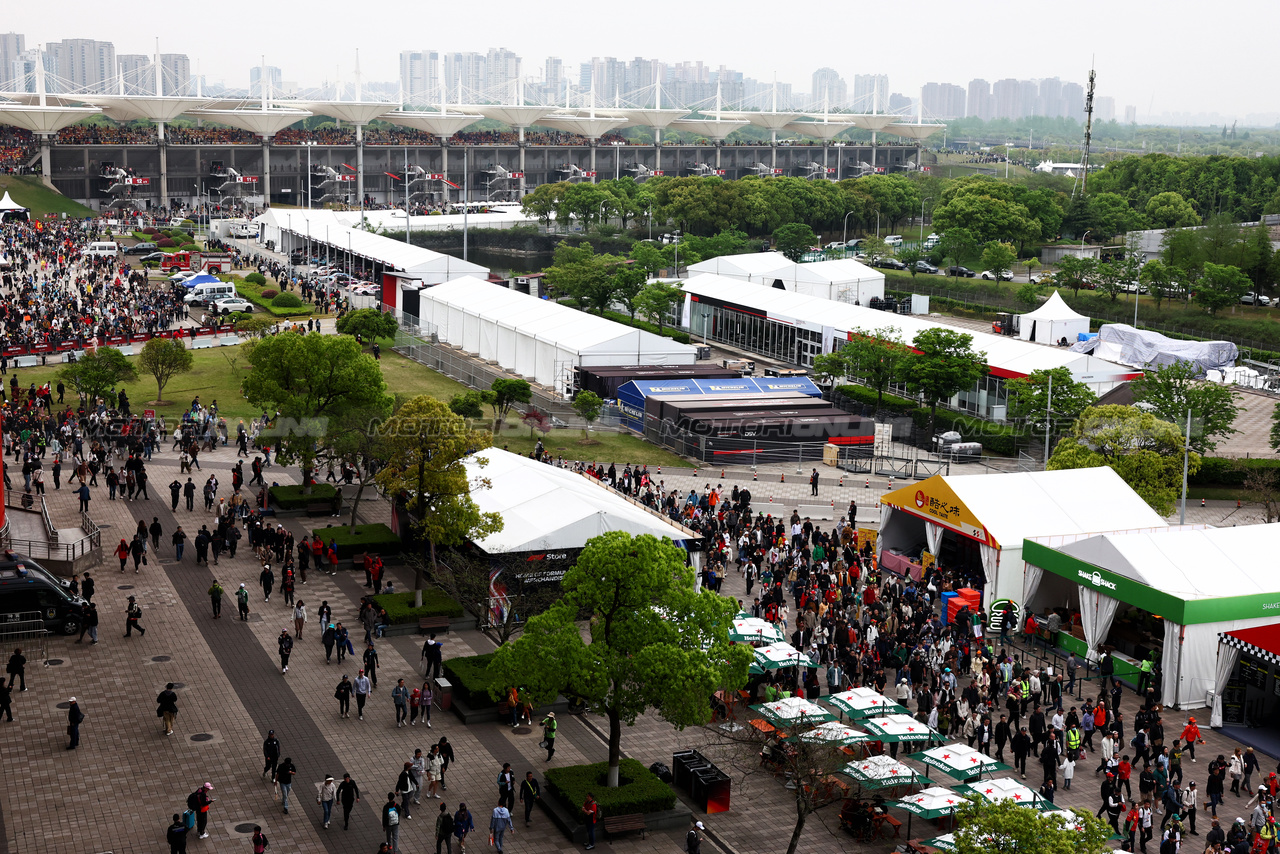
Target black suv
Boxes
[0,554,86,635]
[947,266,977,278]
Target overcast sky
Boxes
[5,0,1271,121]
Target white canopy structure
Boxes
[1018,291,1090,345]
[878,468,1167,610]
[462,448,701,557]
[687,253,885,305]
[1022,524,1280,717]
[416,277,697,394]
[0,191,29,221]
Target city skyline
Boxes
[0,0,1275,127]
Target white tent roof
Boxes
[1055,525,1280,601]
[0,191,27,211]
[680,273,1138,382]
[464,448,698,554]
[687,252,796,282]
[790,258,884,287]
[1018,290,1091,344]
[1020,291,1088,324]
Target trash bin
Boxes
[691,765,731,813]
[434,676,453,712]
[672,750,707,791]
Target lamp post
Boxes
[919,196,933,244]
[646,202,653,241]
[1080,230,1091,256]
[842,210,855,251]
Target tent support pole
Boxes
[1174,624,1186,709]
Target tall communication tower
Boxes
[1080,66,1096,198]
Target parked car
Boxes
[914,260,939,274]
[979,269,1014,281]
[1029,273,1053,285]
[126,241,157,255]
[209,296,255,314]
[947,265,977,278]
[824,241,846,251]
[872,257,907,270]
[140,252,166,264]
[884,234,904,247]
[1241,292,1272,306]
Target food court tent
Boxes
[688,253,885,305]
[418,277,697,394]
[1021,525,1280,716]
[877,468,1166,610]
[1018,291,1090,345]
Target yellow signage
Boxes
[880,475,995,546]
[921,551,936,573]
[856,527,878,552]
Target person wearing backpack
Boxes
[435,802,455,854]
[189,783,214,839]
[250,826,269,854]
[381,792,401,852]
[686,820,704,854]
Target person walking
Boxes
[337,773,360,830]
[396,762,415,819]
[354,670,371,720]
[453,803,474,853]
[166,812,190,854]
[262,730,281,781]
[497,763,515,810]
[363,642,380,689]
[426,745,445,799]
[292,601,306,638]
[156,682,179,736]
[0,681,12,722]
[208,580,224,619]
[437,737,455,791]
[149,517,163,550]
[686,821,704,854]
[276,758,296,814]
[169,479,182,511]
[183,477,196,511]
[278,630,293,674]
[490,800,514,853]
[125,595,146,637]
[5,648,26,691]
[78,603,99,645]
[519,772,541,826]
[236,583,250,620]
[260,564,275,603]
[582,793,599,850]
[335,675,353,719]
[435,803,455,854]
[411,749,426,804]
[541,713,558,761]
[382,792,401,853]
[392,679,410,727]
[318,775,337,829]
[422,633,443,679]
[66,696,84,749]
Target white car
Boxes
[168,270,200,283]
[209,297,254,314]
[348,282,379,296]
[979,270,1015,281]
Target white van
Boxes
[84,241,119,258]
[884,235,904,248]
[184,281,236,305]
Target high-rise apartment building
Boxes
[485,47,520,98]
[852,73,888,111]
[443,52,485,99]
[1062,82,1084,122]
[249,65,282,98]
[1124,104,1137,124]
[399,50,440,104]
[161,54,190,95]
[46,38,115,93]
[543,57,563,101]
[966,79,993,120]
[921,82,966,119]
[811,68,847,107]
[0,33,24,89]
[117,54,148,94]
[1094,96,1116,123]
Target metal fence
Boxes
[1,492,102,563]
[0,617,48,665]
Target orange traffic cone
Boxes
[693,468,698,478]
[753,471,757,481]
[839,476,844,488]
[657,466,661,475]
[769,496,773,503]
[1201,498,1206,507]
[721,469,725,478]
[1238,500,1242,508]
[865,478,870,489]
[780,473,785,483]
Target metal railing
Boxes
[0,617,48,666]
[1,491,101,562]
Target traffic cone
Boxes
[780,473,785,483]
[657,466,661,475]
[1238,499,1242,508]
[721,469,725,478]
[831,500,835,509]
[753,471,757,481]
[693,468,698,478]
[865,478,870,489]
[1201,498,1206,507]
[769,495,773,503]
[839,476,844,488]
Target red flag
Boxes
[439,178,460,189]
[384,172,400,181]
[341,163,356,171]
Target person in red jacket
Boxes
[1181,717,1202,763]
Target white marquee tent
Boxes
[687,252,885,305]
[1018,291,1090,345]
[418,277,697,394]
[0,191,29,222]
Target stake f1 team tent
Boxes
[1022,524,1280,717]
[877,468,1166,611]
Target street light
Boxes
[842,210,856,250]
[919,196,933,244]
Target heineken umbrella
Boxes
[827,686,908,720]
[788,721,871,748]
[860,713,944,744]
[910,742,1012,782]
[750,695,834,727]
[1042,807,1089,831]
[920,833,957,852]
[752,642,815,671]
[953,776,1042,808]
[891,786,966,819]
[838,754,929,791]
[730,616,784,644]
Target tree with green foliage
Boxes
[1139,259,1179,310]
[137,337,193,405]
[682,228,751,262]
[242,332,392,493]
[1194,262,1251,315]
[980,241,1017,283]
[335,307,399,345]
[487,531,752,787]
[57,346,138,408]
[774,222,818,262]
[1047,404,1200,516]
[633,281,685,334]
[1053,254,1097,297]
[610,264,648,320]
[374,395,503,608]
[1091,260,1126,303]
[932,191,1037,247]
[904,328,988,436]
[1006,367,1097,437]
[954,797,1112,854]
[520,182,567,229]
[812,328,908,408]
[628,241,672,277]
[448,390,487,421]
[938,227,978,273]
[859,235,889,263]
[571,390,604,439]
[542,241,627,314]
[1144,191,1200,228]
[488,378,532,432]
[1272,402,1280,454]
[1014,282,1042,307]
[323,404,394,533]
[896,245,922,277]
[1130,360,1239,453]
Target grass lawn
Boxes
[491,426,689,468]
[0,175,95,218]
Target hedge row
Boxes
[545,759,677,817]
[601,310,692,344]
[310,523,403,559]
[833,383,1021,456]
[442,653,499,708]
[371,589,464,625]
[1189,456,1280,487]
[268,483,338,509]
[228,275,316,318]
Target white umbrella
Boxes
[911,742,1012,781]
[953,776,1043,808]
[860,714,943,743]
[790,721,871,747]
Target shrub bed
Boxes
[229,275,316,318]
[272,292,304,308]
[601,310,691,344]
[269,483,338,509]
[442,653,499,708]
[1190,456,1280,488]
[545,759,677,817]
[310,523,403,559]
[371,589,464,625]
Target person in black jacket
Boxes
[338,773,361,830]
[262,730,281,780]
[276,758,296,814]
[67,697,84,749]
[437,737,455,791]
[519,771,541,826]
[166,812,189,853]
[156,682,179,736]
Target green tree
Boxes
[1047,404,1200,515]
[628,241,672,277]
[323,404,394,533]
[136,337,193,405]
[448,390,487,421]
[1194,261,1251,315]
[1006,367,1097,436]
[904,328,988,436]
[374,395,503,608]
[1144,191,1200,228]
[1053,255,1097,297]
[774,222,818,263]
[488,378,532,432]
[896,245,922,277]
[1014,282,1041,307]
[57,346,138,407]
[571,390,604,439]
[242,332,391,491]
[980,241,1017,283]
[812,328,908,408]
[1091,260,1126,303]
[335,307,399,344]
[1130,360,1240,453]
[932,192,1036,247]
[520,182,567,229]
[633,281,685,334]
[858,235,888,262]
[487,531,752,787]
[1139,259,1178,310]
[954,798,1112,854]
[611,264,648,320]
[1271,402,1280,453]
[938,227,978,273]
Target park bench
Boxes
[602,813,647,841]
[418,615,450,634]
[305,502,332,517]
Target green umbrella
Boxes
[838,755,929,791]
[826,687,909,720]
[752,642,815,671]
[859,714,944,744]
[750,696,834,727]
[890,786,966,819]
[729,616,784,644]
[920,833,957,851]
[909,742,1012,781]
[787,721,871,748]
